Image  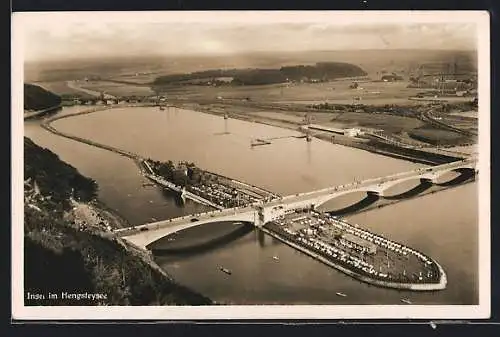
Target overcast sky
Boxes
[16,12,478,62]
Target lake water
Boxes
[24,106,478,305]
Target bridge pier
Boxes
[420,177,434,184]
[366,191,380,198]
[120,158,477,248]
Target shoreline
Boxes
[168,102,466,165]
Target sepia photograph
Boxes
[12,11,490,320]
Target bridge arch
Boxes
[318,192,380,215]
[307,166,475,212]
[432,167,476,186]
[121,210,256,249]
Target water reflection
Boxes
[257,229,266,248]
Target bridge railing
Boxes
[136,204,254,228]
[118,158,476,234]
[120,206,255,234]
[275,158,476,203]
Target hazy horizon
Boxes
[17,13,478,63]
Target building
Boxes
[339,233,377,254]
[172,163,188,185]
[344,128,362,137]
[308,124,344,135]
[381,74,403,82]
[307,124,362,138]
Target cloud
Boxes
[21,20,478,62]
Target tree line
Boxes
[153,62,367,87]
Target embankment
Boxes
[41,105,142,160]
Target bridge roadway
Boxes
[115,205,258,248]
[118,157,476,249]
[268,157,476,209]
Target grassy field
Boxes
[320,112,424,133]
[449,110,478,119]
[108,73,162,84]
[151,80,428,106]
[247,110,424,134]
[79,80,156,96]
[33,81,95,98]
[408,127,467,146]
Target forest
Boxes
[24,83,62,110]
[153,62,367,87]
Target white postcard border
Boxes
[11,10,491,320]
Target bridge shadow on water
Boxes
[382,180,434,200]
[149,222,254,257]
[434,168,476,187]
[324,171,474,216]
[326,193,380,217]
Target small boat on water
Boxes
[336,292,347,297]
[219,266,232,275]
[401,298,412,304]
[273,256,280,261]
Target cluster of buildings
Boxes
[268,210,436,282]
[145,159,275,208]
[188,181,261,208]
[69,97,143,106]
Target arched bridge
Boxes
[115,205,259,249]
[270,158,476,211]
[117,158,477,249]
